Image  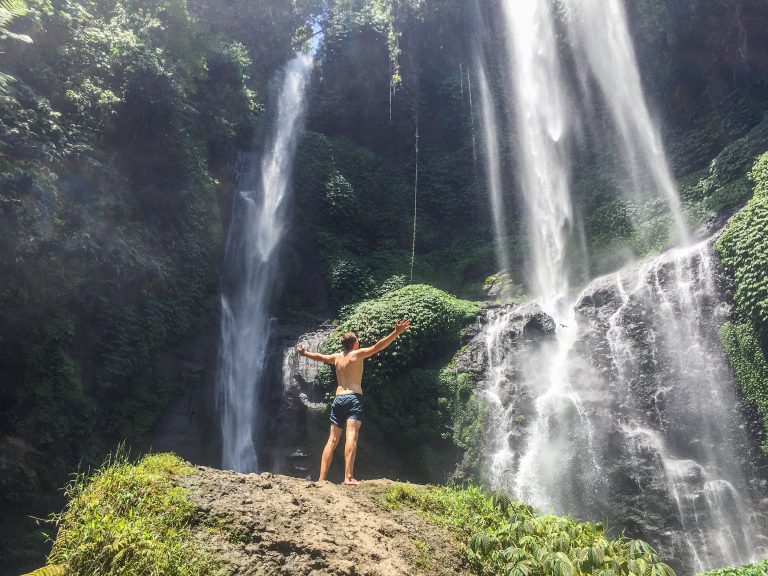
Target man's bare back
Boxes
[297,319,410,484]
[333,350,365,395]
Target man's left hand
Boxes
[395,319,410,334]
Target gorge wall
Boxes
[2,1,768,574]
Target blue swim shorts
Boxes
[330,393,364,427]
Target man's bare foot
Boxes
[343,478,360,486]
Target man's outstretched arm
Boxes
[297,345,337,365]
[357,319,410,359]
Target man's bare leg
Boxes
[319,425,342,481]
[343,419,362,485]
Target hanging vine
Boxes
[410,105,419,283]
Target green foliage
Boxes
[716,153,768,453]
[697,560,768,576]
[325,170,358,218]
[0,0,307,569]
[719,321,768,454]
[716,153,768,333]
[582,114,768,278]
[682,114,768,214]
[21,566,67,576]
[385,484,676,576]
[437,366,484,477]
[584,196,679,274]
[323,284,480,375]
[375,273,407,296]
[0,0,32,92]
[49,452,213,576]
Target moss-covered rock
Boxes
[716,152,768,330]
[48,453,213,576]
[716,152,768,454]
[323,284,481,373]
[719,321,768,455]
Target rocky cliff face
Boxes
[459,238,768,574]
[571,239,768,570]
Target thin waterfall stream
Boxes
[217,54,313,473]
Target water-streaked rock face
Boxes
[573,239,768,571]
[266,327,334,478]
[478,238,768,574]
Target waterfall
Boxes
[474,61,511,279]
[481,240,768,571]
[475,0,766,571]
[585,241,768,569]
[500,0,573,313]
[562,0,689,244]
[217,54,313,472]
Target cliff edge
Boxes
[180,467,467,576]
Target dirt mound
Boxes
[181,467,469,576]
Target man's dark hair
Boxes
[341,332,358,352]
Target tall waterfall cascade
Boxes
[217,54,313,472]
[482,241,768,570]
[563,0,689,244]
[500,0,573,314]
[476,0,768,572]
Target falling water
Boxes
[476,1,765,571]
[474,61,511,278]
[493,0,605,517]
[500,0,573,313]
[481,239,768,571]
[563,0,689,243]
[217,54,313,472]
[593,241,768,569]
[467,65,477,165]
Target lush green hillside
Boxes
[717,152,768,453]
[0,0,312,570]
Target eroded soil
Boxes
[179,467,470,576]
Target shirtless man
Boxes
[297,319,410,485]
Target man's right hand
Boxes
[296,344,307,356]
[394,319,410,334]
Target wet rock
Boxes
[453,302,555,376]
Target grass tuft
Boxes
[47,451,213,576]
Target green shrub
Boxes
[49,452,213,576]
[322,284,480,375]
[385,484,676,576]
[697,559,768,576]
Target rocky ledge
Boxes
[181,467,468,576]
